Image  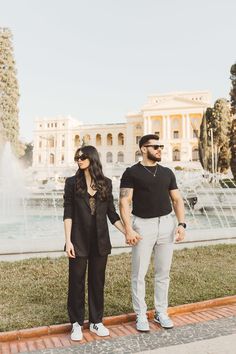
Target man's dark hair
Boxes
[139,134,159,149]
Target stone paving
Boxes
[18,316,236,354]
[1,303,236,354]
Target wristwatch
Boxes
[178,222,187,229]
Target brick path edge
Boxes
[0,295,235,342]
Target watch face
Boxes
[179,223,186,228]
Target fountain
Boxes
[0,142,28,225]
[0,150,236,260]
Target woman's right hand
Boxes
[66,241,75,258]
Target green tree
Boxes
[20,142,33,167]
[0,28,23,156]
[199,99,231,173]
[199,109,211,171]
[229,63,236,179]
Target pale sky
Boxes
[1,0,235,141]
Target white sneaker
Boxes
[90,322,110,337]
[154,312,174,329]
[136,315,150,332]
[71,322,83,341]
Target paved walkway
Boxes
[1,303,235,354]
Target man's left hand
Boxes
[175,225,185,242]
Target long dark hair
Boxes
[74,145,109,200]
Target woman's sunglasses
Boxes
[74,154,88,162]
[144,144,164,150]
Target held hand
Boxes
[125,229,142,246]
[66,241,75,258]
[175,225,185,243]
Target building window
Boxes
[38,155,41,163]
[173,131,179,139]
[39,124,42,128]
[61,154,64,163]
[39,140,42,148]
[118,133,124,145]
[83,134,91,145]
[192,148,199,161]
[51,123,53,128]
[55,123,57,128]
[106,152,113,163]
[62,135,65,147]
[135,150,141,162]
[173,148,180,161]
[96,134,102,146]
[117,151,124,163]
[49,137,54,148]
[136,136,141,145]
[47,123,50,128]
[107,133,113,146]
[193,129,198,138]
[49,153,55,164]
[74,135,80,147]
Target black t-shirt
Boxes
[120,162,178,218]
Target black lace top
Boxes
[88,192,97,216]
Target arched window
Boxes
[106,152,113,163]
[135,150,141,162]
[74,135,80,147]
[118,133,124,145]
[107,133,113,146]
[83,134,91,145]
[172,148,180,161]
[96,134,102,146]
[117,151,124,163]
[49,153,55,164]
[192,147,199,161]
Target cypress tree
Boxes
[0,27,23,155]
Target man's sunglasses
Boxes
[74,154,88,161]
[144,144,164,150]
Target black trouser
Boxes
[67,254,108,325]
[67,215,108,326]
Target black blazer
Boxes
[63,175,120,257]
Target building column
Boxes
[186,114,191,139]
[182,114,186,139]
[144,117,148,135]
[162,116,166,140]
[148,116,152,133]
[167,115,171,139]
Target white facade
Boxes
[32,91,211,179]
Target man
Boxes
[119,134,186,332]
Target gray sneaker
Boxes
[136,315,150,332]
[154,312,173,329]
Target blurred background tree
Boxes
[199,99,231,173]
[20,142,33,167]
[229,63,236,179]
[0,27,24,156]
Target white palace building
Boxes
[32,91,211,180]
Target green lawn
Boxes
[0,244,235,332]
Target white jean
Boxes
[131,213,176,316]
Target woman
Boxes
[63,145,124,341]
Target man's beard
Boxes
[147,150,161,162]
